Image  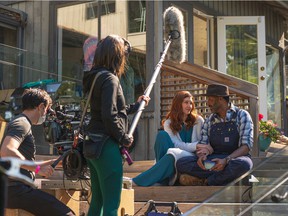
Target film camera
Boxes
[44,103,83,145]
[43,81,85,154]
[43,82,90,179]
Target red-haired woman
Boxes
[132,91,212,186]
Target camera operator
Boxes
[0,88,75,216]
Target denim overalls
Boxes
[177,111,253,185]
[209,112,239,155]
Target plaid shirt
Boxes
[199,103,254,149]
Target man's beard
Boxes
[210,103,220,114]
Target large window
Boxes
[128,0,146,33]
[0,25,17,89]
[225,25,258,84]
[266,46,281,127]
[59,28,86,84]
[57,1,146,102]
[121,49,146,104]
[193,10,208,66]
[86,0,116,20]
[193,9,213,67]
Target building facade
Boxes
[0,0,287,159]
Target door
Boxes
[217,16,267,119]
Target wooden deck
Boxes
[125,141,288,215]
[30,141,288,215]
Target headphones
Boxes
[122,38,132,55]
[97,36,132,55]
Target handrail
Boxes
[162,60,258,99]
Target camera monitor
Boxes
[46,83,61,93]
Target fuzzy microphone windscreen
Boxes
[163,6,186,64]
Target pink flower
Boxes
[259,114,281,142]
[267,120,273,125]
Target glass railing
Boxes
[0,43,58,90]
[0,43,145,101]
[0,40,147,155]
[183,145,288,216]
[0,43,84,154]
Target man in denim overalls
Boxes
[176,84,253,186]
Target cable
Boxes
[133,200,150,216]
[60,146,92,203]
[62,168,91,203]
[80,179,92,205]
[62,148,84,180]
[241,185,253,203]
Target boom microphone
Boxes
[128,6,186,138]
[163,6,186,63]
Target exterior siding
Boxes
[57,1,128,39]
[0,0,287,159]
[194,0,285,46]
[7,1,50,83]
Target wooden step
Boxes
[123,159,288,182]
[123,160,155,173]
[36,157,288,179]
[133,184,284,203]
[5,209,34,216]
[135,202,288,215]
[123,172,140,178]
[35,154,58,160]
[133,186,224,202]
[134,202,197,215]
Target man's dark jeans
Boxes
[176,154,253,186]
[7,183,72,216]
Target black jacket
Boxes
[83,67,139,145]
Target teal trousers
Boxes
[154,130,175,162]
[133,128,192,186]
[86,138,123,216]
[133,154,175,186]
[133,131,175,186]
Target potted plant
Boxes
[258,114,281,151]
